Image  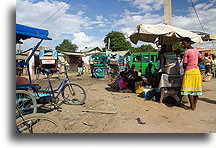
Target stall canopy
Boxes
[124,24,203,45]
[191,31,216,41]
[90,53,107,59]
[16,24,52,44]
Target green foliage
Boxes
[172,43,183,51]
[16,49,23,54]
[129,44,157,53]
[104,31,132,51]
[55,39,78,52]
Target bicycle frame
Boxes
[34,72,71,99]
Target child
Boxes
[118,71,131,93]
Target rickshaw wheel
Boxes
[16,113,64,133]
[16,90,37,118]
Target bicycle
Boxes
[16,106,64,133]
[31,67,87,106]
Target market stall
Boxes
[125,23,203,103]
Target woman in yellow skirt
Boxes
[181,37,202,110]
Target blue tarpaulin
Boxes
[16,24,52,44]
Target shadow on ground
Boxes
[199,97,216,105]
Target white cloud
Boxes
[113,11,163,33]
[173,1,216,34]
[72,32,105,50]
[115,1,215,37]
[16,0,107,50]
[121,0,164,12]
[97,24,106,27]
[16,0,89,36]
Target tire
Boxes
[16,90,37,118]
[36,67,40,80]
[62,83,86,105]
[16,113,64,133]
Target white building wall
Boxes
[82,49,102,65]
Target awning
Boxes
[125,24,203,45]
[16,24,52,44]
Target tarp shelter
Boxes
[124,24,203,45]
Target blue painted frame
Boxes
[16,24,52,88]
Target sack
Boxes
[203,74,212,82]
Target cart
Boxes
[92,58,105,78]
[36,49,59,80]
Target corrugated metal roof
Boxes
[62,52,84,56]
[16,54,28,60]
[80,47,102,53]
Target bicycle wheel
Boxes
[62,83,86,105]
[16,113,64,133]
[16,90,37,118]
[36,67,40,80]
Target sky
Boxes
[16,0,216,51]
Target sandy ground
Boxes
[31,72,216,133]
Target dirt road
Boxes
[32,73,216,133]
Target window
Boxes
[133,56,142,62]
[142,55,150,62]
[150,55,157,62]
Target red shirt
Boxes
[183,48,201,71]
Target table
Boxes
[158,74,183,103]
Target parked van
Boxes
[129,52,158,75]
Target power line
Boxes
[39,0,72,27]
[190,0,215,48]
[189,0,206,33]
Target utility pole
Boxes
[164,0,172,25]
[108,38,110,50]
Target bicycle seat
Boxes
[41,68,53,75]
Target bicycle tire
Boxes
[62,83,86,105]
[36,67,40,80]
[16,90,37,118]
[16,113,64,133]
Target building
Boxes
[79,47,103,64]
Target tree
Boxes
[129,44,157,53]
[104,31,131,51]
[55,39,78,52]
[172,42,183,51]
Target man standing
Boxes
[77,57,84,76]
[203,53,211,74]
[181,37,202,111]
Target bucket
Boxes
[135,81,144,94]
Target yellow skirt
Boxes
[181,68,202,92]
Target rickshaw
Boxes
[35,48,59,80]
[90,54,106,78]
[16,24,87,117]
[16,24,52,116]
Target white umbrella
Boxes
[124,24,203,45]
